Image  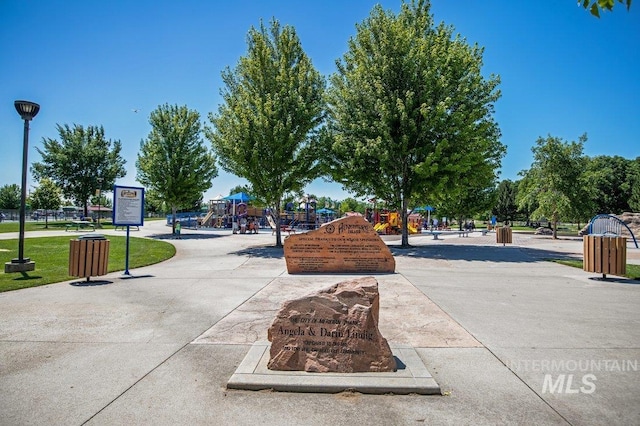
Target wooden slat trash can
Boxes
[583,235,626,279]
[69,235,110,282]
[496,226,512,245]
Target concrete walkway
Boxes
[1,222,638,425]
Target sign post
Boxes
[112,185,144,276]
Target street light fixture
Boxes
[5,100,40,273]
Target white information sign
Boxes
[113,185,145,226]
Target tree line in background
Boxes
[1,1,637,245]
[492,134,640,238]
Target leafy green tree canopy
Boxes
[630,157,640,212]
[228,185,252,196]
[89,193,111,208]
[137,104,218,229]
[29,178,61,228]
[207,18,325,246]
[324,0,504,246]
[517,134,591,238]
[0,184,21,210]
[492,179,519,224]
[340,197,367,215]
[584,155,637,215]
[32,124,126,216]
[143,189,165,215]
[580,0,632,17]
[438,181,496,229]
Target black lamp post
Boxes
[5,100,40,273]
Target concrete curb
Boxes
[227,341,441,395]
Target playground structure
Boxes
[197,193,318,234]
[188,203,256,233]
[279,210,317,230]
[197,193,264,233]
[199,197,227,228]
[372,210,422,235]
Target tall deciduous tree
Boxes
[89,193,112,209]
[137,104,218,232]
[492,179,519,224]
[29,178,61,228]
[228,185,253,197]
[340,197,367,215]
[517,134,591,239]
[32,124,126,216]
[584,155,636,215]
[324,0,504,246]
[207,19,325,247]
[439,181,496,230]
[0,184,21,210]
[630,157,640,212]
[144,189,166,215]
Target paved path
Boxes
[1,223,639,425]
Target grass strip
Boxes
[1,235,175,292]
[553,259,640,280]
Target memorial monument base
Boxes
[227,341,441,395]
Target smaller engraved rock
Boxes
[267,276,396,373]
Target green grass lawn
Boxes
[0,217,166,233]
[1,235,175,292]
[554,259,640,280]
[0,221,115,233]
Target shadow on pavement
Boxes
[390,244,580,263]
[69,279,113,287]
[120,274,155,280]
[231,245,284,259]
[587,276,640,285]
[229,242,581,264]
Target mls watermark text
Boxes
[507,358,638,394]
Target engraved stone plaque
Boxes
[283,216,395,274]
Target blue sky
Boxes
[1,1,638,202]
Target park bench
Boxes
[65,220,96,232]
[457,230,470,237]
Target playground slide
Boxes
[408,224,418,234]
[266,215,277,230]
[374,223,388,232]
[201,210,214,226]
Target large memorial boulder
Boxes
[283,216,395,274]
[267,276,396,373]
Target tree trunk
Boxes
[401,196,409,247]
[274,200,283,247]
